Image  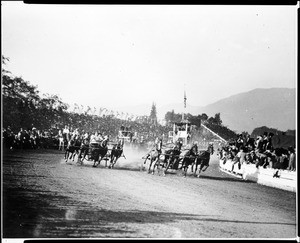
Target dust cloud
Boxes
[112,144,152,170]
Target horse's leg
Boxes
[82,149,88,162]
[98,156,103,167]
[66,151,72,162]
[153,159,159,175]
[177,158,183,170]
[162,156,167,169]
[104,156,108,168]
[202,164,209,172]
[144,154,150,164]
[77,148,86,164]
[108,154,113,168]
[146,154,153,173]
[112,157,118,168]
[163,158,172,176]
[114,153,122,168]
[183,166,188,177]
[72,151,77,162]
[94,155,101,167]
[155,155,161,175]
[93,160,97,167]
[151,156,159,175]
[111,155,119,169]
[231,161,236,171]
[197,164,204,178]
[148,156,154,174]
[65,151,69,162]
[191,161,194,173]
[69,151,73,160]
[77,150,82,164]
[110,157,115,168]
[140,154,149,171]
[92,152,99,167]
[193,159,199,177]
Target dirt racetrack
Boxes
[2,146,297,239]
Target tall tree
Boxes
[149,102,157,125]
[214,113,222,125]
[201,113,208,121]
[164,110,181,124]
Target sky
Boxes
[2,2,297,117]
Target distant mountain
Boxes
[199,88,296,133]
[114,88,296,133]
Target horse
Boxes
[64,135,81,163]
[162,142,183,176]
[143,148,162,174]
[109,141,124,169]
[92,139,109,168]
[193,144,214,177]
[77,137,90,164]
[181,145,198,177]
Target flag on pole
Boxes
[184,90,187,108]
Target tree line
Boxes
[2,55,238,142]
[164,110,222,127]
[2,56,70,131]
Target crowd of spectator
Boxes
[218,132,296,172]
[2,116,171,151]
[3,126,60,150]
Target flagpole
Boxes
[182,85,186,121]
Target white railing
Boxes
[219,159,296,192]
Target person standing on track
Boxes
[287,146,296,171]
[57,129,64,151]
[155,136,163,156]
[63,125,70,146]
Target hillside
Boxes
[113,88,296,134]
[200,88,296,133]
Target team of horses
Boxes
[64,135,124,169]
[63,134,214,177]
[142,144,214,177]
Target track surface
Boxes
[2,148,297,239]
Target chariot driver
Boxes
[174,138,183,152]
[115,138,124,152]
[78,132,90,163]
[101,135,109,147]
[208,142,214,154]
[170,138,183,169]
[191,141,198,157]
[90,132,98,144]
[90,132,104,149]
